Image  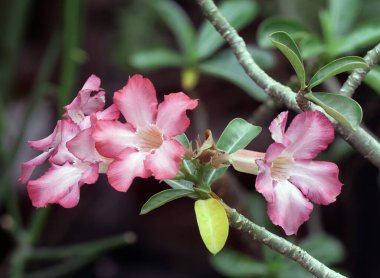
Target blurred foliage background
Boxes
[0,0,380,277]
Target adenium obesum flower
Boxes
[92,74,198,192]
[230,111,342,235]
[20,75,118,208]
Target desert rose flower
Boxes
[230,111,342,235]
[93,74,198,192]
[20,75,116,208]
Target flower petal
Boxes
[284,111,334,159]
[114,75,157,129]
[92,120,137,158]
[289,160,342,205]
[20,151,53,183]
[269,111,289,144]
[67,128,101,162]
[96,104,120,121]
[27,163,84,208]
[28,121,60,151]
[49,120,80,164]
[82,74,101,90]
[156,92,198,138]
[267,180,313,235]
[107,148,150,192]
[145,139,185,180]
[255,160,275,202]
[264,142,286,163]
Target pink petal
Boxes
[267,180,313,235]
[289,160,342,205]
[96,104,120,121]
[82,74,101,91]
[156,92,198,138]
[283,111,334,159]
[64,75,105,123]
[57,184,81,208]
[269,111,289,144]
[67,128,101,162]
[49,120,80,164]
[20,151,53,183]
[114,75,157,129]
[27,163,84,208]
[264,142,286,163]
[255,160,275,202]
[28,121,60,151]
[79,162,99,184]
[92,120,137,158]
[145,139,185,180]
[107,148,150,192]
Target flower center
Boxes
[136,125,164,152]
[271,156,293,181]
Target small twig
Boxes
[196,0,380,170]
[340,43,380,97]
[223,203,346,278]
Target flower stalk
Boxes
[195,0,380,170]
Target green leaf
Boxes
[364,66,380,95]
[194,199,229,255]
[335,20,380,55]
[148,0,196,61]
[270,31,306,89]
[217,118,262,154]
[203,167,228,187]
[164,179,194,190]
[140,189,194,215]
[199,47,273,101]
[196,0,258,59]
[176,133,190,148]
[308,56,368,89]
[299,35,326,59]
[304,92,363,129]
[300,233,345,265]
[211,249,268,277]
[257,17,309,48]
[129,48,183,70]
[328,0,359,37]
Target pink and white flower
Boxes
[231,111,342,235]
[93,74,198,192]
[20,75,116,208]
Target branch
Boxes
[340,43,380,97]
[225,204,346,278]
[196,0,380,170]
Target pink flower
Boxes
[20,75,116,208]
[254,111,342,235]
[93,74,198,192]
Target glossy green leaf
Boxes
[304,92,363,129]
[194,199,229,255]
[148,0,196,60]
[270,31,306,88]
[217,118,262,154]
[176,133,190,148]
[203,167,228,187]
[300,233,345,265]
[129,48,183,70]
[140,189,194,215]
[329,0,359,37]
[364,66,380,95]
[164,179,194,190]
[196,0,258,59]
[335,20,380,55]
[257,17,309,48]
[211,249,268,277]
[199,47,274,101]
[308,56,368,89]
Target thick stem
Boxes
[196,0,380,170]
[225,205,346,278]
[340,43,380,97]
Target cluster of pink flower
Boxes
[20,74,198,208]
[20,74,342,235]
